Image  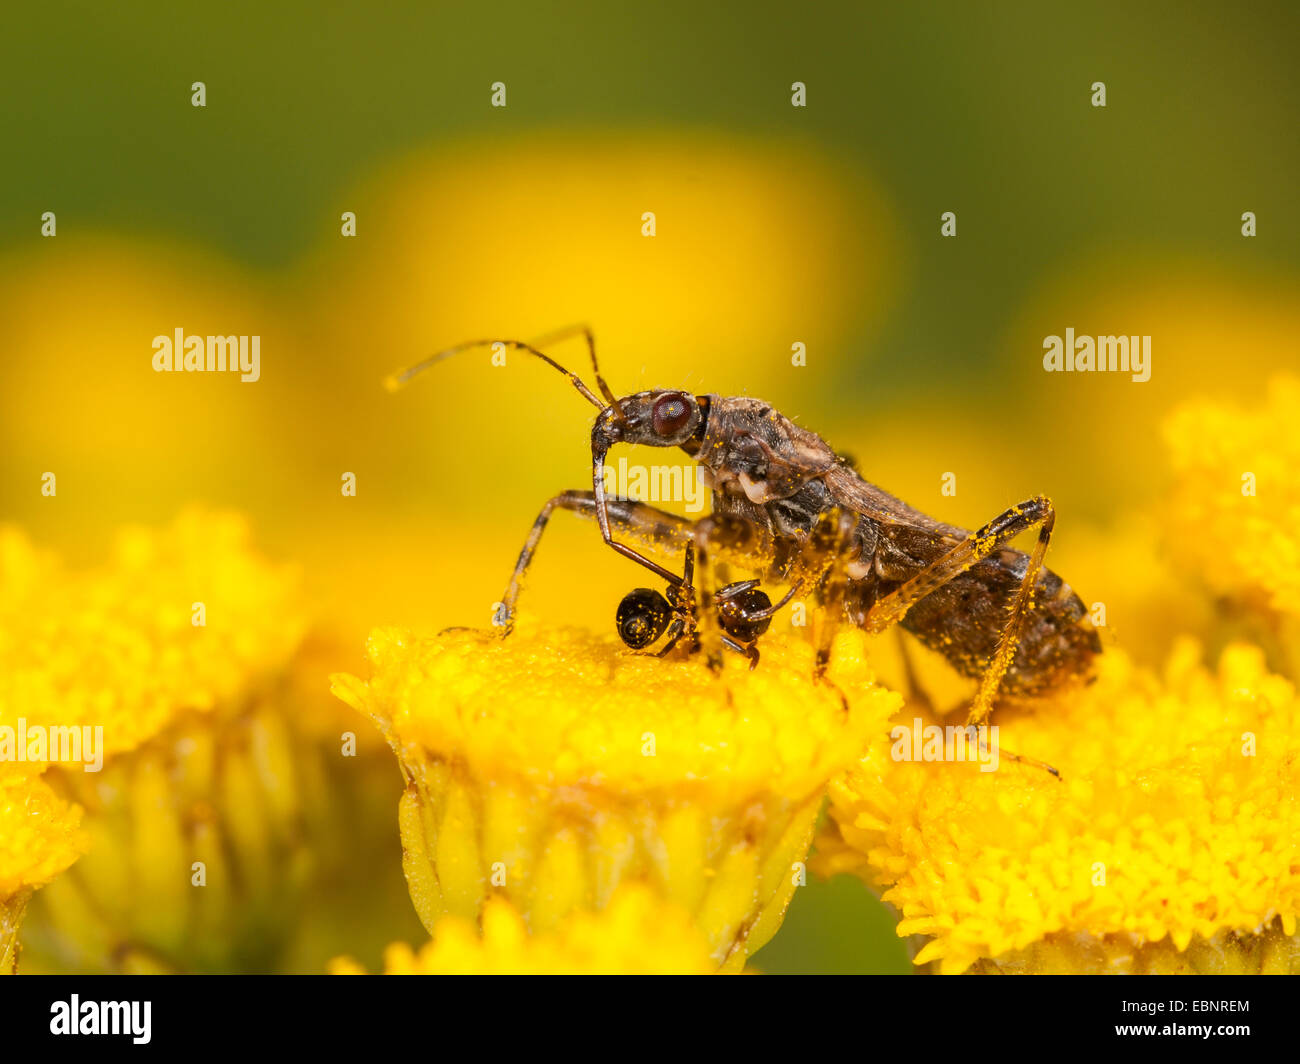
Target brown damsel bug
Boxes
[388,325,1102,772]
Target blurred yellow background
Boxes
[2,1,1296,973]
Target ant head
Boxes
[717,586,773,642]
[592,390,708,454]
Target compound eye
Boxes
[651,393,692,437]
[616,588,672,649]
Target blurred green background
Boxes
[2,1,1296,973]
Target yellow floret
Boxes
[0,509,305,761]
[0,510,311,973]
[815,640,1299,974]
[0,769,86,972]
[1164,375,1300,621]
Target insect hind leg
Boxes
[859,495,1063,775]
[772,507,861,676]
[889,630,1060,776]
[689,512,786,668]
[968,500,1056,728]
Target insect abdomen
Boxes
[889,556,1101,697]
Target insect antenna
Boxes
[526,323,628,423]
[384,338,606,411]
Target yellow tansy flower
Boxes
[1,510,316,972]
[0,510,304,759]
[1164,375,1300,672]
[331,884,713,975]
[815,640,1299,974]
[333,623,898,971]
[0,770,85,973]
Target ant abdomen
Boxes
[616,588,673,650]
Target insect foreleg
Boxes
[496,490,692,633]
[690,512,782,667]
[861,495,1057,727]
[786,508,861,676]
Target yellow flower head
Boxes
[333,623,899,970]
[816,641,1299,974]
[1,510,313,973]
[0,509,305,762]
[1164,375,1300,621]
[0,769,85,901]
[331,884,713,975]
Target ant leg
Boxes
[652,617,687,657]
[719,633,761,669]
[496,490,691,633]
